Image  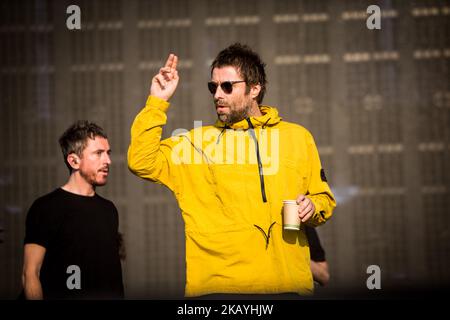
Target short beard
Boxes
[218,104,252,125]
[79,169,106,187]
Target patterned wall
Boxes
[0,0,449,298]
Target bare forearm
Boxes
[23,274,43,300]
[310,261,330,286]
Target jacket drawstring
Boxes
[216,125,229,145]
[246,118,267,203]
[254,222,276,250]
[262,118,271,129]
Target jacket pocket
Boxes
[209,163,256,226]
[278,158,310,200]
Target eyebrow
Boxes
[209,80,243,83]
[92,149,112,153]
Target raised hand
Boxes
[150,54,179,101]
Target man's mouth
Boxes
[216,105,228,112]
[99,168,109,174]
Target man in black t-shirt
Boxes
[305,226,330,286]
[22,121,124,300]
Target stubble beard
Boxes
[79,169,107,188]
[218,103,252,125]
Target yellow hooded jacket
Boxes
[128,96,336,297]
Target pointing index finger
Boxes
[164,54,174,68]
[172,55,178,71]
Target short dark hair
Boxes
[211,43,267,104]
[59,120,108,173]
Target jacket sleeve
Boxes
[305,131,336,226]
[127,95,179,192]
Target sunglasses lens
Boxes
[221,82,233,94]
[208,81,243,94]
[208,82,218,94]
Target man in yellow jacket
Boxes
[128,43,336,297]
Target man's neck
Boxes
[247,104,262,118]
[62,173,95,197]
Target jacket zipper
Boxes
[254,222,276,249]
[246,118,267,203]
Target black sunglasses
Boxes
[207,80,246,94]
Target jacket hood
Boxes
[214,106,282,130]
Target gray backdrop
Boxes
[1,0,449,299]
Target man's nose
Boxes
[214,84,225,100]
[104,153,112,165]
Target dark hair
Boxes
[59,120,108,173]
[211,43,267,104]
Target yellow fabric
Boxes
[128,95,336,297]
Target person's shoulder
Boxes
[94,193,118,210]
[278,120,313,137]
[30,188,64,208]
[26,188,64,221]
[189,124,218,136]
[170,124,220,144]
[163,124,216,143]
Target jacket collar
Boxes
[214,106,282,130]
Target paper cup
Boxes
[283,200,300,230]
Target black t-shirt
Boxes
[24,188,124,300]
[305,226,326,262]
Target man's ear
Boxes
[250,84,261,100]
[67,154,80,171]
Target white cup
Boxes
[283,200,301,230]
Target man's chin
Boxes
[94,180,108,187]
[218,114,229,123]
